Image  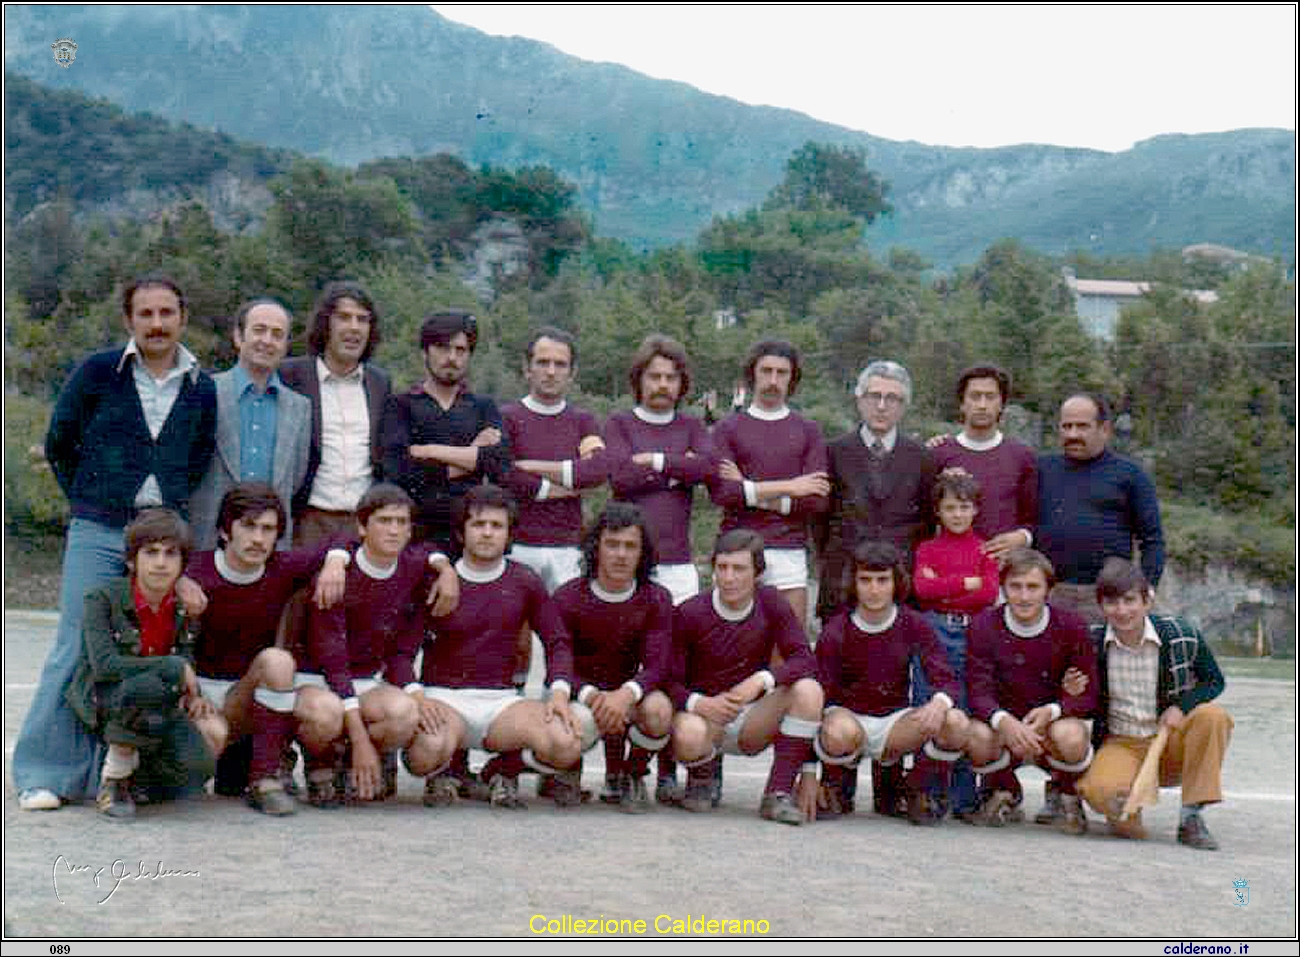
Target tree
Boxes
[764,142,892,224]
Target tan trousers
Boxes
[1077,703,1234,815]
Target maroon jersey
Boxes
[709,408,828,548]
[930,434,1037,540]
[422,559,574,690]
[668,586,815,710]
[966,605,1099,724]
[501,399,609,547]
[306,544,437,700]
[554,577,674,699]
[605,408,713,565]
[187,545,333,679]
[816,605,960,716]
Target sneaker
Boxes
[306,769,341,809]
[1058,793,1087,835]
[487,774,527,810]
[1177,815,1219,851]
[96,777,136,820]
[1034,781,1063,825]
[655,773,684,806]
[278,743,301,797]
[599,773,624,805]
[907,789,946,826]
[550,769,585,808]
[680,767,715,813]
[619,775,652,814]
[380,751,399,801]
[966,789,1024,827]
[759,792,804,825]
[248,779,296,816]
[19,788,60,811]
[872,763,907,818]
[423,771,460,808]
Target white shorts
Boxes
[850,707,911,764]
[510,544,583,594]
[719,701,760,756]
[423,687,525,750]
[761,547,809,591]
[652,562,701,606]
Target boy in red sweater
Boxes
[911,468,999,818]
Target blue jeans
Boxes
[912,611,977,814]
[11,518,124,800]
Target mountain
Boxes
[5,5,1294,266]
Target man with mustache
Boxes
[280,282,392,549]
[1035,393,1164,626]
[381,310,511,549]
[16,273,217,812]
[709,339,829,630]
[190,298,312,550]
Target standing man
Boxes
[15,274,217,811]
[1036,392,1164,625]
[190,298,312,549]
[279,281,391,549]
[501,327,608,592]
[817,360,935,621]
[380,310,511,549]
[928,364,1037,562]
[710,339,829,628]
[606,333,713,606]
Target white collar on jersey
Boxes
[633,405,676,426]
[1004,605,1051,637]
[746,403,790,422]
[215,548,266,585]
[356,547,398,581]
[957,430,1004,451]
[590,579,637,604]
[712,588,754,622]
[456,557,507,584]
[851,606,898,634]
[522,395,567,416]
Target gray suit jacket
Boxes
[188,367,312,549]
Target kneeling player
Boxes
[554,502,675,812]
[185,482,349,815]
[68,509,227,819]
[668,529,823,825]
[815,541,970,824]
[303,483,459,804]
[964,548,1098,832]
[405,485,594,809]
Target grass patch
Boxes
[4,531,64,610]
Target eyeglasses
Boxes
[862,391,905,407]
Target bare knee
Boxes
[966,721,999,764]
[253,647,296,688]
[1049,718,1089,762]
[789,677,824,719]
[938,709,970,749]
[672,713,711,762]
[638,691,673,738]
[819,709,862,759]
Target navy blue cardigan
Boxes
[45,347,217,528]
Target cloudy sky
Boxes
[431,3,1296,152]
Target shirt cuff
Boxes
[757,670,776,695]
[325,548,351,566]
[343,694,361,712]
[622,680,644,703]
[931,691,954,710]
[578,684,598,706]
[778,495,792,516]
[743,480,758,507]
[549,680,572,700]
[686,692,703,713]
[427,551,450,567]
[990,709,1010,731]
[403,682,424,695]
[1048,702,1062,722]
[1020,528,1033,547]
[652,452,665,473]
[537,478,553,501]
[561,460,574,489]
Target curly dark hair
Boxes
[581,502,657,587]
